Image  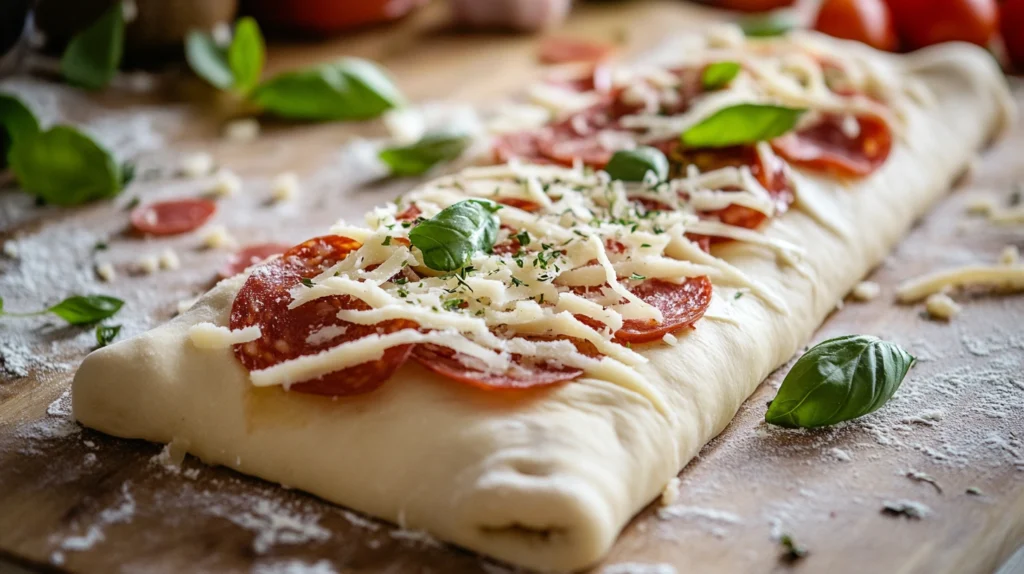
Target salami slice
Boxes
[412,343,583,390]
[230,235,417,396]
[130,198,217,236]
[218,242,291,279]
[772,113,892,178]
[616,277,713,343]
[575,277,713,344]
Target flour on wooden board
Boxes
[207,496,331,554]
[252,559,339,574]
[602,562,678,574]
[50,481,136,564]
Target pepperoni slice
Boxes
[230,235,417,396]
[412,343,583,391]
[772,113,892,178]
[538,37,614,65]
[219,243,291,279]
[130,198,217,236]
[616,277,713,343]
[494,130,552,165]
[396,204,422,222]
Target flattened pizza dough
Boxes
[72,41,1013,572]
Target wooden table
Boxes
[1,2,1022,573]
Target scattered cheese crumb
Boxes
[989,206,1024,224]
[136,254,159,275]
[662,333,678,346]
[850,280,881,302]
[964,197,995,215]
[223,118,260,143]
[2,240,19,258]
[209,169,242,197]
[270,172,301,202]
[95,262,117,283]
[158,248,180,270]
[660,477,680,507]
[188,322,261,349]
[202,224,237,250]
[925,293,961,321]
[896,264,1024,302]
[998,245,1020,266]
[179,152,214,178]
[830,447,852,462]
[383,107,426,144]
[211,22,232,47]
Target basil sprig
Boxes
[252,58,404,121]
[60,2,125,90]
[681,104,804,149]
[0,92,128,206]
[765,335,914,429]
[409,199,501,272]
[186,17,265,94]
[186,18,403,122]
[379,132,471,176]
[604,146,669,182]
[0,294,124,326]
[702,62,741,91]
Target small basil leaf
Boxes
[49,295,124,325]
[228,17,265,94]
[379,132,471,176]
[95,323,122,347]
[120,161,136,188]
[740,11,798,38]
[604,146,668,182]
[702,61,741,91]
[9,126,123,206]
[0,93,40,169]
[252,58,404,121]
[681,104,804,149]
[60,2,125,90]
[765,335,915,429]
[185,30,233,90]
[409,199,501,272]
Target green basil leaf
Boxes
[185,30,233,90]
[0,93,40,169]
[252,58,405,121]
[60,2,124,90]
[95,323,122,347]
[604,146,668,182]
[681,104,804,149]
[49,295,124,326]
[740,11,798,38]
[702,61,741,91]
[229,17,265,94]
[409,199,501,272]
[379,132,471,176]
[765,335,915,429]
[0,296,4,313]
[9,126,123,206]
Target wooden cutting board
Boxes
[1,2,1022,573]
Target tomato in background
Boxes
[1002,0,1024,70]
[886,0,999,49]
[814,0,898,51]
[244,0,427,34]
[702,0,796,12]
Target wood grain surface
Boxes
[1,2,1022,573]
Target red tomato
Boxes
[244,0,427,34]
[1003,0,1024,70]
[887,0,999,49]
[130,198,216,236]
[814,0,899,51]
[712,0,797,12]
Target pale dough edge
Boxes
[71,43,1012,572]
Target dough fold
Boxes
[72,41,1013,572]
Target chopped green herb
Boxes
[966,486,984,496]
[629,273,646,281]
[516,230,531,247]
[443,299,463,311]
[300,277,315,288]
[734,291,744,300]
[93,240,109,251]
[382,235,392,246]
[95,323,121,347]
[779,534,808,562]
[641,243,652,248]
[510,277,526,287]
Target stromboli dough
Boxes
[71,42,1012,572]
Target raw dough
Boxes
[72,42,1013,572]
